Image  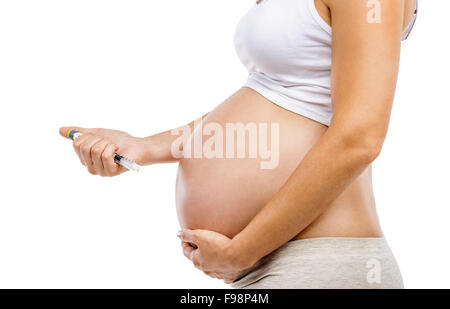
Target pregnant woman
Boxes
[60,0,417,288]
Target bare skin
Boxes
[60,0,416,283]
[175,87,381,240]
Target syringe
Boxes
[66,129,141,172]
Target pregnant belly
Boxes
[175,87,327,238]
[175,87,381,238]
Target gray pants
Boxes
[231,237,403,289]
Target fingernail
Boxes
[177,230,182,238]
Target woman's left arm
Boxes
[180,0,405,281]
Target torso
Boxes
[176,87,382,240]
[175,1,416,240]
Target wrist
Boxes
[138,134,180,165]
[137,136,161,165]
[225,237,259,270]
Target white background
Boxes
[0,0,448,288]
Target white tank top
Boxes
[234,0,417,126]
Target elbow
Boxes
[337,129,386,165]
[358,138,384,165]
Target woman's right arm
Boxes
[139,113,208,164]
[59,113,208,176]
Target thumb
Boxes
[59,126,90,139]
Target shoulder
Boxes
[322,0,404,43]
[322,0,403,20]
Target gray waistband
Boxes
[231,237,403,289]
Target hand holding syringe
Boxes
[60,127,144,175]
[68,129,141,172]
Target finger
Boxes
[91,139,110,176]
[224,278,234,284]
[191,251,202,270]
[181,241,196,260]
[180,229,200,246]
[79,135,102,171]
[181,242,202,270]
[72,133,93,166]
[59,126,91,139]
[211,272,222,279]
[203,271,217,279]
[224,272,241,284]
[102,143,120,176]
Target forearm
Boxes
[228,128,379,268]
[140,113,208,164]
